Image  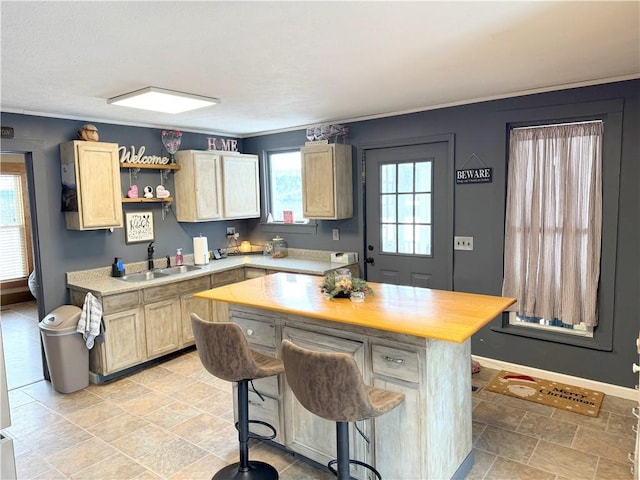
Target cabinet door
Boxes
[222,154,260,219]
[175,151,223,221]
[61,141,123,230]
[282,327,368,478]
[302,145,336,218]
[180,291,212,346]
[144,299,180,359]
[102,307,146,374]
[301,144,352,219]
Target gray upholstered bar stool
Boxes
[281,339,405,480]
[191,314,284,480]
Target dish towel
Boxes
[76,292,103,349]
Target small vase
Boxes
[350,292,365,303]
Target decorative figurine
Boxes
[156,185,170,198]
[143,186,154,198]
[77,123,99,141]
[127,185,139,198]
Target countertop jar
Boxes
[271,236,288,258]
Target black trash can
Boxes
[39,305,89,393]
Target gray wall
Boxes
[244,79,639,389]
[1,79,638,388]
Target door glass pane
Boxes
[415,225,431,255]
[415,161,432,192]
[381,164,396,193]
[397,163,413,193]
[381,224,396,253]
[378,159,433,256]
[415,193,431,224]
[398,224,413,254]
[381,194,396,223]
[398,194,414,223]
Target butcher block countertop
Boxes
[195,272,516,343]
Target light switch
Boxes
[454,236,473,251]
[332,229,340,241]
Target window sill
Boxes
[260,221,318,235]
[491,322,612,351]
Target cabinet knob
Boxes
[246,328,254,336]
[633,363,640,373]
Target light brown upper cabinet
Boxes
[301,143,352,219]
[174,150,260,222]
[60,141,123,230]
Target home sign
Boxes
[207,137,238,152]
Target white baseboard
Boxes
[473,355,638,401]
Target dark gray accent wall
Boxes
[0,115,245,320]
[243,79,639,389]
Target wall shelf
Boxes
[122,197,174,203]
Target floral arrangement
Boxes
[320,271,374,299]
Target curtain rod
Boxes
[512,120,603,131]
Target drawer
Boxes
[144,276,211,303]
[371,344,420,384]
[245,267,267,279]
[234,317,277,349]
[212,268,242,287]
[102,290,141,313]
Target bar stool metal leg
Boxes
[212,380,279,480]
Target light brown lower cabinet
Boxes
[101,307,146,374]
[144,298,181,359]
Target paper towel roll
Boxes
[193,236,209,265]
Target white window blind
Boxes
[0,174,29,281]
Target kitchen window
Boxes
[265,149,308,224]
[502,121,603,337]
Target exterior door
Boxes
[364,140,453,290]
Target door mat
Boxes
[484,370,604,417]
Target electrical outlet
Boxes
[454,236,474,251]
[332,228,340,241]
[226,227,236,236]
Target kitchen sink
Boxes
[119,265,201,283]
[120,271,171,283]
[156,265,201,275]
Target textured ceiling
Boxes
[1,1,638,137]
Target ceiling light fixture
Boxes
[107,87,220,114]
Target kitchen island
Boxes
[195,272,515,480]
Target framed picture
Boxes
[125,211,155,244]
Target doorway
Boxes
[0,147,46,389]
[363,136,454,290]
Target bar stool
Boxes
[191,314,284,480]
[281,339,404,480]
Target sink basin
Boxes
[120,271,171,283]
[156,265,201,275]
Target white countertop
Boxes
[66,254,352,296]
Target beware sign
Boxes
[456,167,493,184]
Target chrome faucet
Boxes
[147,242,155,270]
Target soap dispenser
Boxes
[176,248,184,266]
[111,257,125,277]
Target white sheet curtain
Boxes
[502,121,603,327]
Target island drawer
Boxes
[234,317,277,349]
[371,344,420,384]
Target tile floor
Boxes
[2,301,638,479]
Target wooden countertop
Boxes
[195,272,516,343]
